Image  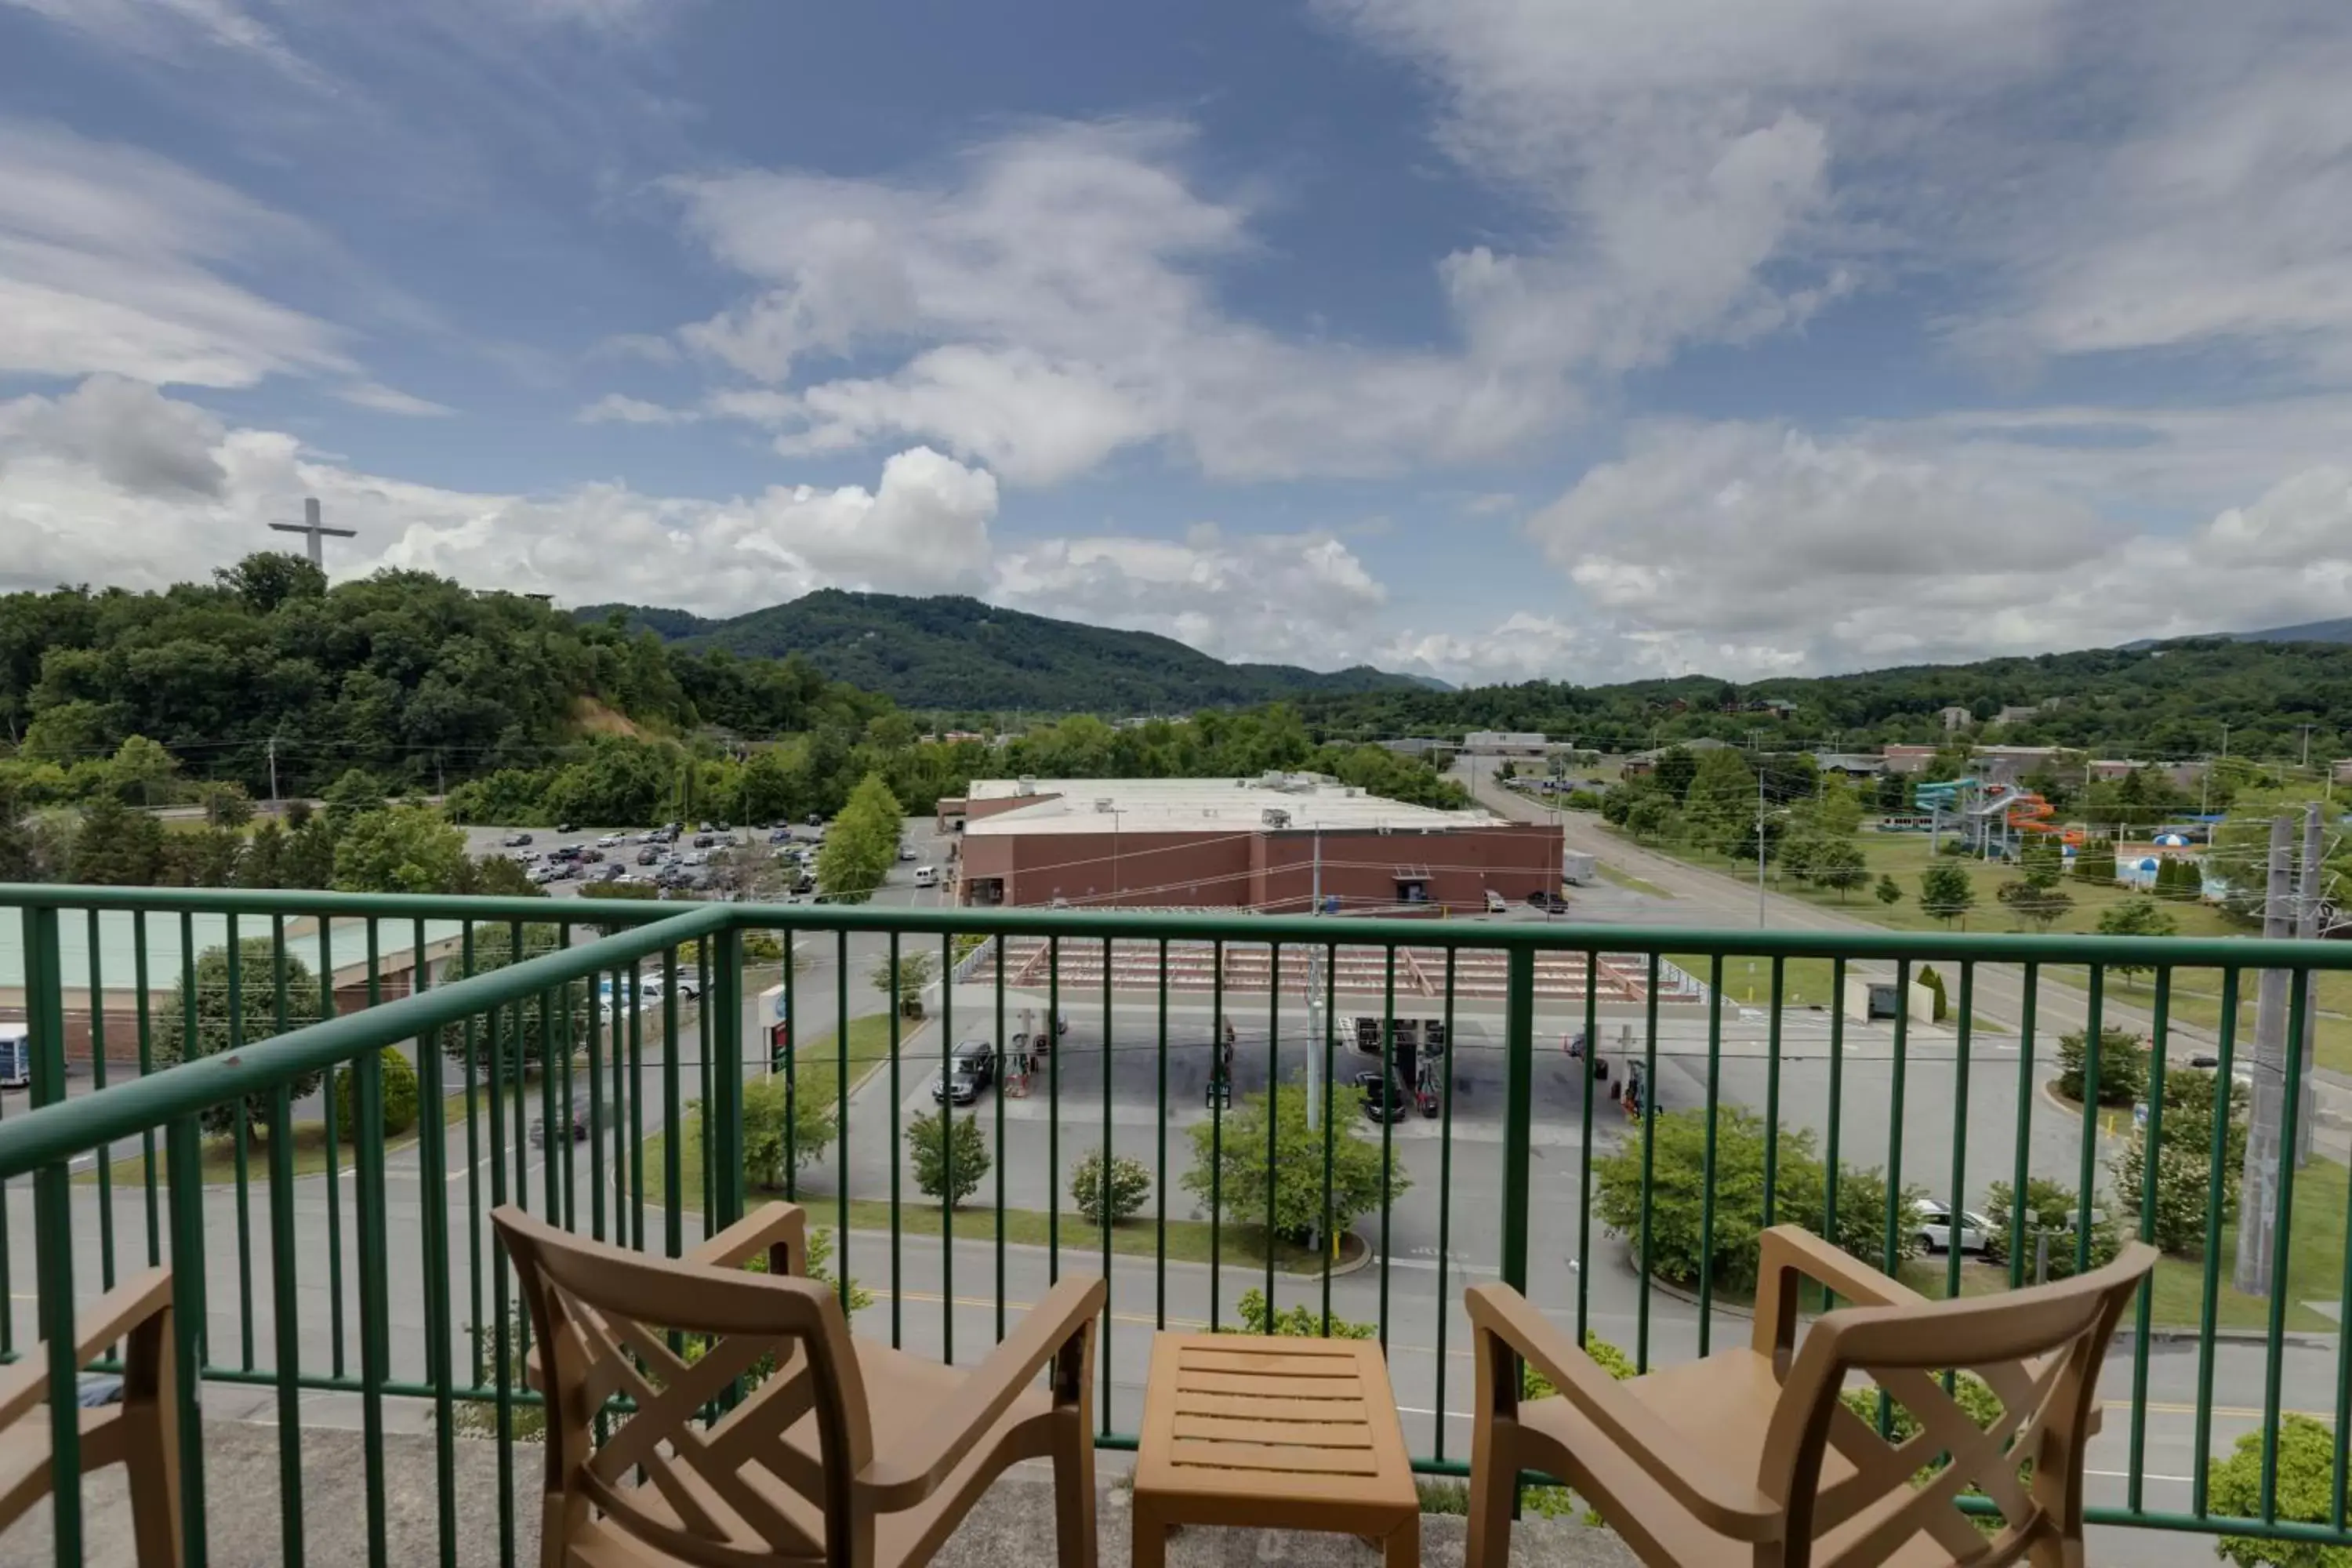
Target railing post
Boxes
[710,924,746,1230]
[1500,945,1535,1294]
[24,906,81,1567]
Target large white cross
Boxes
[269,496,357,568]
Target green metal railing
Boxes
[2,883,2350,1563]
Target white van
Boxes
[913,865,938,888]
[1483,888,1508,914]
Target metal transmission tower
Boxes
[269,496,356,568]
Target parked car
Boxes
[591,863,623,883]
[1354,1070,1412,1123]
[528,865,556,885]
[899,844,919,862]
[693,833,717,848]
[580,848,605,863]
[770,827,793,844]
[696,821,713,833]
[550,843,582,861]
[806,812,825,826]
[930,1039,997,1104]
[683,851,707,867]
[792,873,816,895]
[637,846,659,866]
[500,831,533,848]
[1913,1199,1992,1255]
[1526,890,1570,913]
[1483,888,1508,913]
[556,821,578,833]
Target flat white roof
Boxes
[964,776,1512,836]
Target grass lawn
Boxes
[2145,1155,2348,1333]
[1595,861,1674,899]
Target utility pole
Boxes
[266,729,281,811]
[1756,765,1769,928]
[2234,813,2296,1294]
[2299,724,2316,771]
[2296,803,2322,1165]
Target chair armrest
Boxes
[1751,1225,1926,1362]
[687,1202,808,1276]
[1466,1284,1780,1543]
[858,1275,1105,1512]
[0,1269,174,1430]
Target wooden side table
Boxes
[1131,1332,1420,1567]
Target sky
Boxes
[2,0,2349,688]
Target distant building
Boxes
[1993,706,2042,726]
[1621,737,1736,776]
[1379,737,1449,757]
[956,774,1561,914]
[1813,752,1887,778]
[1937,706,1973,731]
[1462,731,1548,757]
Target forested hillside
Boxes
[1298,638,2352,761]
[576,590,1432,712]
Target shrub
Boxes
[1183,1083,1408,1241]
[2209,1416,2352,1568]
[2054,1027,2147,1108]
[1918,964,1950,1023]
[1983,1178,2121,1280]
[741,1069,837,1192]
[1874,873,1902,907]
[334,1047,421,1141]
[1072,1149,1152,1227]
[2112,1067,2248,1255]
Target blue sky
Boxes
[2,0,2349,685]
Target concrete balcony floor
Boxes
[26,1418,1641,1568]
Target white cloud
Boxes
[993,526,1388,668]
[335,383,455,417]
[1514,416,2352,675]
[1956,34,2352,375]
[0,121,352,388]
[0,374,228,498]
[1,0,323,82]
[577,394,699,426]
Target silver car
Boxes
[1913,1199,1991,1254]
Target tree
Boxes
[2055,1027,2147,1108]
[200,782,254,829]
[1996,877,2074,932]
[816,771,902,903]
[2114,1067,2248,1254]
[156,938,325,1135]
[67,795,166,885]
[2074,836,2118,883]
[1073,1149,1152,1226]
[2018,833,2066,888]
[1623,793,1676,842]
[2208,1416,2350,1568]
[1809,839,1870,900]
[1182,1082,1409,1242]
[105,735,180,807]
[2096,897,2178,982]
[216,550,326,614]
[321,768,390,833]
[1874,873,1902,908]
[159,826,244,887]
[1983,1178,2118,1280]
[1918,862,1976,927]
[869,949,935,1014]
[1917,964,1950,1022]
[1682,747,1757,835]
[332,804,470,892]
[906,1109,989,1208]
[742,1069,836,1191]
[1651,746,1700,804]
[1227,1289,1374,1341]
[333,1047,422,1140]
[1592,1107,1922,1294]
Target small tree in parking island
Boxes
[1918,863,1976,927]
[1875,873,1903,908]
[2054,1026,2147,1108]
[1809,839,1871,901]
[157,938,323,1136]
[907,1108,989,1209]
[1183,1083,1407,1243]
[1072,1149,1152,1227]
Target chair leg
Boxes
[124,1309,182,1568]
[1382,1515,1421,1568]
[1131,1498,1165,1568]
[1465,1432,1514,1568]
[1053,1411,1097,1568]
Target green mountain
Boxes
[2230,617,2352,644]
[574,590,1437,712]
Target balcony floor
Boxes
[24,1418,1641,1567]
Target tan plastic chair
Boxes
[493,1202,1105,1568]
[1465,1226,2158,1568]
[0,1268,180,1566]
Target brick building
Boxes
[956,775,1563,914]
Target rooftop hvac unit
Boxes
[1016,776,1036,796]
[1094,798,1116,813]
[1261,808,1291,829]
